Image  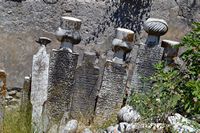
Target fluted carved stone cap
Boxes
[161,40,180,48]
[112,28,134,52]
[144,18,168,36]
[60,16,82,31]
[36,37,51,46]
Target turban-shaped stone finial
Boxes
[36,37,51,46]
[112,28,134,64]
[144,18,168,46]
[55,16,82,52]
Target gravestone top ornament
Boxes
[144,18,168,46]
[55,16,82,52]
[112,28,134,64]
[36,37,52,46]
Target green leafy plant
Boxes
[130,22,200,122]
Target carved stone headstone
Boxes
[95,28,134,123]
[45,16,81,130]
[31,37,51,132]
[70,52,99,122]
[0,70,6,133]
[131,18,168,92]
[161,40,180,66]
[21,76,31,109]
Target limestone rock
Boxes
[117,105,140,123]
[168,113,200,133]
[82,128,93,133]
[63,119,78,133]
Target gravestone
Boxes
[0,70,6,133]
[131,18,168,92]
[95,28,134,123]
[31,37,51,132]
[161,40,180,66]
[45,16,81,131]
[70,52,99,123]
[21,76,31,109]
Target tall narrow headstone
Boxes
[45,16,81,130]
[0,70,6,133]
[31,37,51,132]
[131,18,168,92]
[95,28,134,123]
[70,52,99,123]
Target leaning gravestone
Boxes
[0,70,6,133]
[95,28,134,123]
[44,16,81,132]
[70,52,99,123]
[131,18,168,92]
[31,37,51,132]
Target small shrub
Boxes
[130,22,200,122]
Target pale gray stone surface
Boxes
[63,119,78,133]
[45,49,78,126]
[31,44,50,132]
[71,52,99,122]
[82,128,93,133]
[117,105,140,123]
[168,113,200,133]
[95,61,127,122]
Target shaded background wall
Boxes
[0,0,199,88]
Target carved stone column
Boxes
[0,70,6,133]
[161,40,180,66]
[131,18,168,92]
[95,28,134,124]
[31,37,51,132]
[70,52,99,123]
[45,16,81,131]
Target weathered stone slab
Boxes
[31,37,51,132]
[0,70,6,132]
[70,52,99,122]
[46,49,79,123]
[95,61,127,122]
[21,76,31,108]
[131,44,164,92]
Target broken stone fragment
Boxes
[168,113,200,133]
[117,105,140,123]
[161,39,180,65]
[144,18,168,46]
[55,16,82,52]
[81,128,93,133]
[63,119,78,133]
[112,28,135,64]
